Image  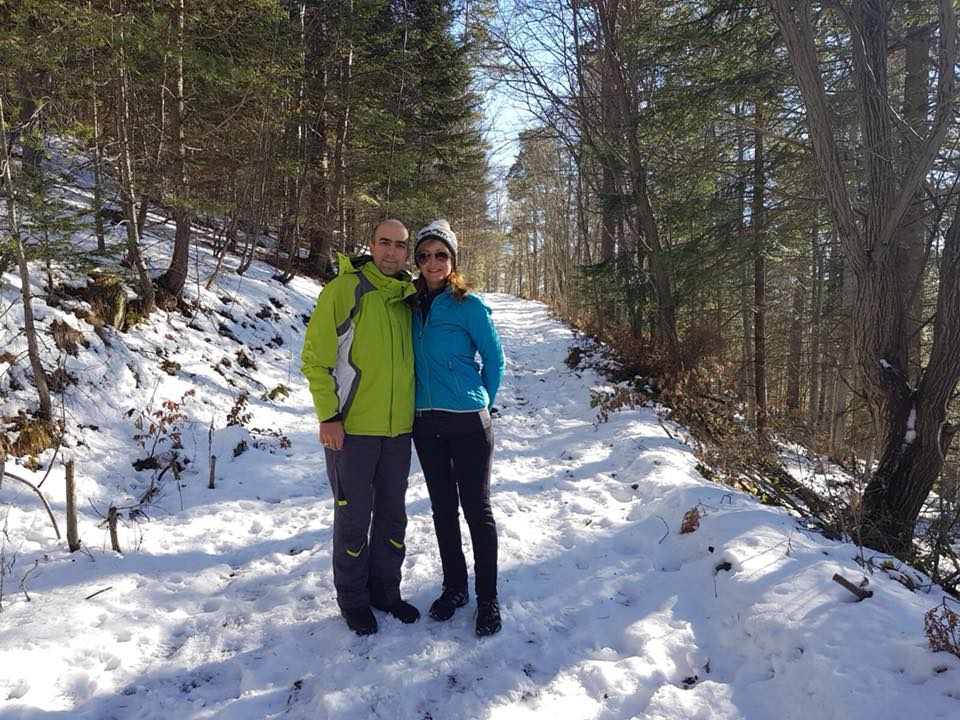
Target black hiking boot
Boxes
[367,576,420,624]
[371,597,421,624]
[475,598,501,637]
[429,587,470,621]
[341,606,378,636]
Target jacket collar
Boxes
[337,252,415,299]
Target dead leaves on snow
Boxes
[680,505,701,534]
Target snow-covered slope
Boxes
[1,259,959,718]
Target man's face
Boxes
[370,220,409,276]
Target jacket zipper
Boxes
[420,309,434,409]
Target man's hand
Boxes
[320,421,345,451]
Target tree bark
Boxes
[304,5,335,275]
[786,261,805,413]
[158,0,192,300]
[66,459,80,552]
[114,21,156,315]
[279,0,307,278]
[829,252,855,457]
[808,223,824,440]
[768,0,959,554]
[332,0,353,258]
[897,10,933,383]
[752,107,767,435]
[735,114,755,425]
[861,201,960,552]
[0,95,53,421]
[90,54,107,252]
[17,68,44,179]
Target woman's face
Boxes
[416,239,454,291]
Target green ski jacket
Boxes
[301,254,416,437]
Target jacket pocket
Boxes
[448,360,462,398]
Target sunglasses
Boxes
[415,250,451,265]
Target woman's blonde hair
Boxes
[415,270,473,301]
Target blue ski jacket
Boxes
[413,289,505,412]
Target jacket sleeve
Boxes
[467,296,505,408]
[301,279,349,422]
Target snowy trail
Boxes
[2,285,960,719]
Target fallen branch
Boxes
[655,514,670,544]
[36,428,65,489]
[833,573,873,601]
[3,469,61,540]
[19,558,39,601]
[85,586,113,601]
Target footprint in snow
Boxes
[6,680,30,700]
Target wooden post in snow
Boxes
[107,506,121,554]
[65,459,80,552]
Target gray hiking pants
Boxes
[325,433,412,610]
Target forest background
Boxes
[2,0,959,590]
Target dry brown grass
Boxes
[50,319,86,357]
[9,417,59,457]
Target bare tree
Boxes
[768,0,960,553]
[0,95,52,421]
[752,103,768,435]
[157,0,192,300]
[113,15,156,316]
[497,0,680,355]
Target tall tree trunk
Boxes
[158,0,192,300]
[596,0,620,264]
[18,69,44,179]
[238,134,273,276]
[629,157,679,359]
[898,10,933,383]
[304,5,334,275]
[829,254,855,457]
[752,108,767,436]
[786,262,805,413]
[90,53,107,252]
[332,0,352,258]
[114,23,156,315]
[0,95,52,421]
[599,163,617,261]
[280,0,307,271]
[862,204,960,552]
[808,222,824,440]
[136,195,150,243]
[736,114,755,425]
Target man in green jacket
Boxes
[302,218,420,635]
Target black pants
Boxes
[325,433,411,610]
[413,410,498,602]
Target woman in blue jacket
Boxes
[412,219,506,637]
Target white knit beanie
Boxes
[415,219,458,262]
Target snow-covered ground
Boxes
[2,238,960,718]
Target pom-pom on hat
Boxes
[415,219,458,263]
